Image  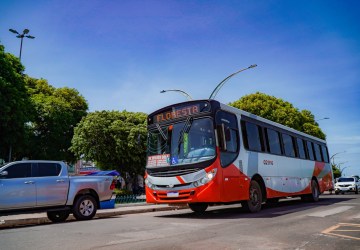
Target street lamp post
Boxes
[9,28,35,61]
[7,28,35,162]
[160,89,193,100]
[209,64,257,100]
[335,161,349,176]
[330,151,346,165]
[340,166,350,176]
[315,117,330,122]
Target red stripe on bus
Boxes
[176,176,186,184]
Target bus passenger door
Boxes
[222,160,244,202]
[216,110,242,202]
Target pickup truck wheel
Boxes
[73,195,97,220]
[47,210,70,223]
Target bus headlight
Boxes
[145,178,156,190]
[193,169,217,187]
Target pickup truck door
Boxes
[0,163,36,210]
[34,162,69,207]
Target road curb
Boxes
[0,205,185,229]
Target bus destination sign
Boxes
[154,104,200,123]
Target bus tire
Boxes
[188,203,208,213]
[310,179,320,202]
[302,179,320,202]
[47,210,70,223]
[242,180,262,213]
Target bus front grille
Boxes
[156,191,192,201]
[147,168,201,177]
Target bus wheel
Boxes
[302,180,320,202]
[242,180,262,213]
[188,203,208,213]
[47,210,70,223]
[310,179,320,202]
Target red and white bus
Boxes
[145,99,333,213]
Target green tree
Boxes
[229,92,326,139]
[0,44,34,161]
[25,77,88,162]
[331,163,341,179]
[70,110,147,175]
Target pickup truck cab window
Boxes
[2,163,32,179]
[34,163,62,177]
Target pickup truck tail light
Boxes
[110,179,116,190]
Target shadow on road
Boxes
[156,196,356,220]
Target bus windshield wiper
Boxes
[177,117,193,154]
[155,123,167,141]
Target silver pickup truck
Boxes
[0,160,115,222]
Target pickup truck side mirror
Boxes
[0,171,8,177]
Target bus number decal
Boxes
[263,160,274,165]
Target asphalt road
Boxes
[1,193,360,250]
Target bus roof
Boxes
[218,101,327,144]
[148,99,327,144]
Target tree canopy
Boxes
[0,44,34,161]
[70,110,147,175]
[229,92,326,139]
[25,77,88,162]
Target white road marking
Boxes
[353,213,360,219]
[307,206,353,217]
[273,206,317,215]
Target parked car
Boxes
[334,177,360,194]
[0,160,115,222]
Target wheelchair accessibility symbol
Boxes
[171,157,178,165]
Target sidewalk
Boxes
[0,203,187,229]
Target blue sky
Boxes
[1,0,359,176]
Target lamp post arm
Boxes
[160,89,193,100]
[209,64,257,100]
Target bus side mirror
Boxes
[216,124,227,152]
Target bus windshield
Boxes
[147,118,216,168]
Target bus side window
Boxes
[321,145,329,163]
[313,143,323,162]
[306,141,315,161]
[265,128,282,155]
[282,133,296,157]
[225,127,238,153]
[215,110,239,167]
[296,138,306,159]
[241,121,264,152]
